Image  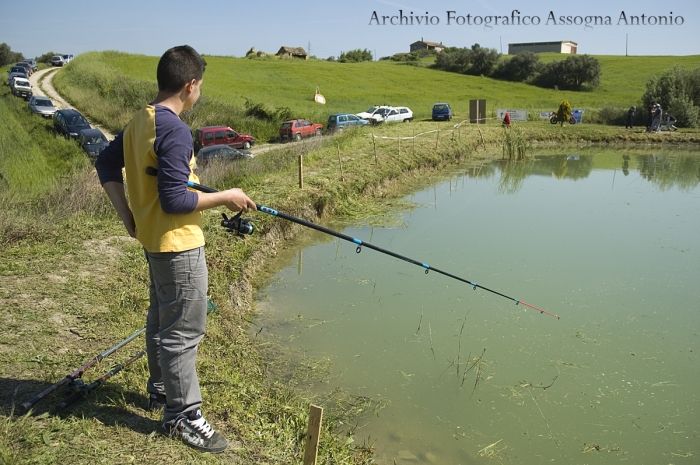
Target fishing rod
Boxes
[152,168,558,319]
[19,327,146,412]
[55,349,147,411]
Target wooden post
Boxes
[435,128,439,149]
[398,136,401,156]
[412,129,415,155]
[303,405,323,465]
[372,133,377,165]
[298,154,304,189]
[337,142,344,181]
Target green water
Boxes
[254,150,700,464]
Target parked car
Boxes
[78,128,109,157]
[383,106,413,123]
[7,66,28,84]
[356,105,393,125]
[25,58,38,72]
[279,119,323,142]
[196,144,253,166]
[432,103,452,121]
[327,113,370,132]
[10,77,32,99]
[193,126,254,152]
[15,62,33,76]
[62,54,74,64]
[51,55,64,66]
[53,109,90,138]
[28,96,57,118]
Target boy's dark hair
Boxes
[157,45,206,93]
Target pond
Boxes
[253,149,700,464]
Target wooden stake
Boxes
[337,142,344,181]
[435,128,440,149]
[303,405,324,465]
[372,133,377,165]
[298,154,304,189]
[398,135,401,156]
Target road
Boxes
[29,68,298,154]
[29,67,116,140]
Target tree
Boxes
[493,51,540,82]
[467,44,499,76]
[433,47,473,73]
[535,55,601,91]
[0,42,24,67]
[338,49,372,63]
[642,66,700,128]
[37,51,60,64]
[557,100,572,127]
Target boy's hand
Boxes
[218,188,257,212]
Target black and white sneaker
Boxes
[147,393,167,412]
[161,409,228,454]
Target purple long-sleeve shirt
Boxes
[95,105,198,214]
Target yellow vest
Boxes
[123,105,204,253]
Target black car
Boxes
[78,128,109,157]
[196,144,253,166]
[53,109,90,138]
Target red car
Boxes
[193,126,255,152]
[279,119,323,142]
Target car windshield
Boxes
[68,116,88,126]
[365,106,379,113]
[35,99,52,107]
[86,135,106,144]
[280,123,292,129]
[434,104,447,110]
[16,80,29,86]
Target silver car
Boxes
[28,96,57,118]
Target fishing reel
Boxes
[221,211,254,236]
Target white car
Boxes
[356,105,393,125]
[384,106,413,123]
[356,105,413,124]
[11,77,32,99]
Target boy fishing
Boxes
[96,45,256,454]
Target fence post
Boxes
[298,154,304,189]
[372,133,377,165]
[337,142,344,181]
[303,405,324,465]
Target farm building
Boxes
[410,38,445,53]
[508,41,577,55]
[276,46,308,60]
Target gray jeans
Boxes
[144,246,208,423]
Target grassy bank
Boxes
[3,51,700,464]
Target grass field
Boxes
[103,52,700,119]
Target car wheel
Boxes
[315,129,322,136]
[243,141,251,149]
[294,133,302,142]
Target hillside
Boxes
[101,52,700,120]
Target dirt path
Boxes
[30,67,116,140]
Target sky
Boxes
[1,0,699,59]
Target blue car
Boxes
[53,109,91,139]
[327,113,370,132]
[432,103,452,121]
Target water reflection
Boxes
[487,153,700,195]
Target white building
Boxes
[508,41,577,55]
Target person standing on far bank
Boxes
[626,106,636,129]
[96,45,256,454]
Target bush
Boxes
[432,44,499,76]
[642,66,700,128]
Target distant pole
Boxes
[625,34,628,57]
[500,36,502,54]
